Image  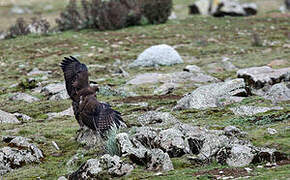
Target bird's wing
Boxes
[81,101,124,135]
[60,56,89,102]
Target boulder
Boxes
[173,78,247,110]
[157,128,190,157]
[9,92,40,103]
[237,66,290,89]
[230,106,282,116]
[69,159,102,179]
[263,83,290,103]
[100,154,133,176]
[226,145,254,167]
[137,111,180,127]
[147,149,174,172]
[129,44,183,67]
[0,110,20,124]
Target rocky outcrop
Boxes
[237,66,290,89]
[129,44,183,67]
[0,136,43,175]
[173,79,247,110]
[69,154,133,179]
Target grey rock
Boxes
[237,66,290,89]
[58,176,68,180]
[217,96,245,106]
[222,61,238,72]
[230,106,282,116]
[0,136,43,175]
[157,128,190,157]
[13,113,32,121]
[69,159,102,179]
[76,127,103,148]
[226,144,254,167]
[116,133,149,162]
[127,71,218,85]
[183,65,204,73]
[0,110,20,124]
[241,3,258,16]
[100,154,134,176]
[41,82,66,96]
[154,83,179,95]
[130,44,183,67]
[224,126,242,136]
[27,67,51,76]
[174,78,247,110]
[26,18,50,34]
[147,149,174,172]
[189,0,211,15]
[9,93,40,103]
[137,111,180,127]
[47,107,74,120]
[212,0,246,16]
[132,127,160,148]
[263,83,290,103]
[267,128,277,135]
[49,90,69,101]
[98,85,128,97]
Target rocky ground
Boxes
[0,0,290,179]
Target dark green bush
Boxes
[56,0,172,31]
[141,0,173,24]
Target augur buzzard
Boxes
[60,56,124,135]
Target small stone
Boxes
[13,113,32,121]
[244,167,252,173]
[267,128,277,135]
[230,106,282,116]
[183,65,203,73]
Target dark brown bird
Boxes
[60,56,124,135]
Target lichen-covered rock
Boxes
[100,154,133,177]
[157,128,190,157]
[0,109,20,124]
[132,127,160,148]
[130,44,183,67]
[116,133,149,164]
[9,92,40,103]
[263,83,290,103]
[174,78,247,110]
[237,66,290,89]
[137,111,180,127]
[183,65,204,73]
[226,144,254,167]
[69,159,102,180]
[230,106,282,116]
[147,149,173,172]
[0,136,43,176]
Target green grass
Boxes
[0,1,290,179]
